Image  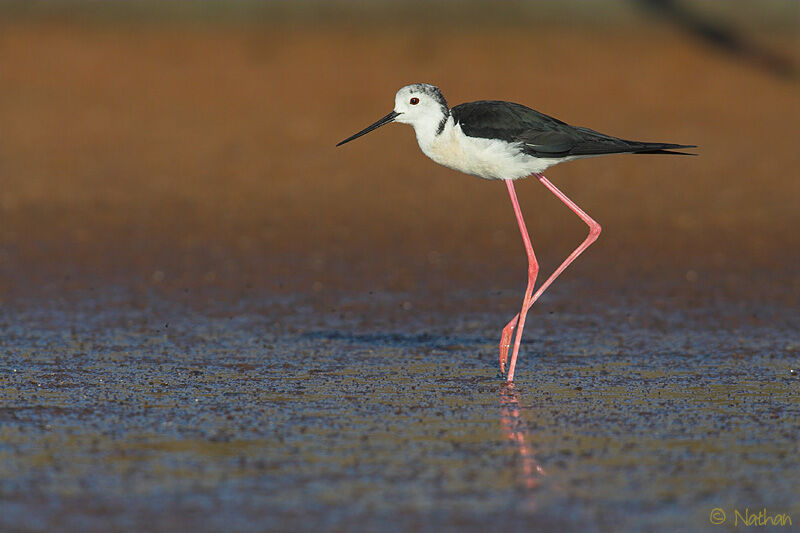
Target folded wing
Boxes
[451,101,696,157]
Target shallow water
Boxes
[2,285,797,533]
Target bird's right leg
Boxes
[499,179,539,378]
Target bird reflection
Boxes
[500,384,545,491]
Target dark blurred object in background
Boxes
[636,0,798,79]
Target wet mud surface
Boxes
[2,12,799,533]
[1,287,798,533]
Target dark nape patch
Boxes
[436,114,448,135]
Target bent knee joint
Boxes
[588,221,602,240]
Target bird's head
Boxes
[337,83,449,147]
[393,83,449,126]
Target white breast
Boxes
[418,120,571,180]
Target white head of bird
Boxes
[337,83,450,151]
[393,84,449,129]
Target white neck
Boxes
[409,112,450,153]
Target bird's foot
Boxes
[499,313,519,365]
[499,331,514,374]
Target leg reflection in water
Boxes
[500,384,546,491]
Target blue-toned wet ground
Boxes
[2,282,797,533]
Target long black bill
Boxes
[336,110,399,147]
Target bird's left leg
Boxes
[526,174,602,307]
[501,179,539,378]
[504,173,601,382]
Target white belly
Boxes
[420,123,571,180]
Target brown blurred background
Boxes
[1,1,798,308]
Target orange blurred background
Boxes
[1,2,798,306]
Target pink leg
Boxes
[500,180,539,378]
[503,173,602,383]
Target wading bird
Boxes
[337,83,694,383]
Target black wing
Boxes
[450,100,696,157]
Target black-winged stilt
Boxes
[337,83,695,383]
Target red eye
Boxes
[410,97,419,105]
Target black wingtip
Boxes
[635,149,698,156]
[633,144,698,156]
